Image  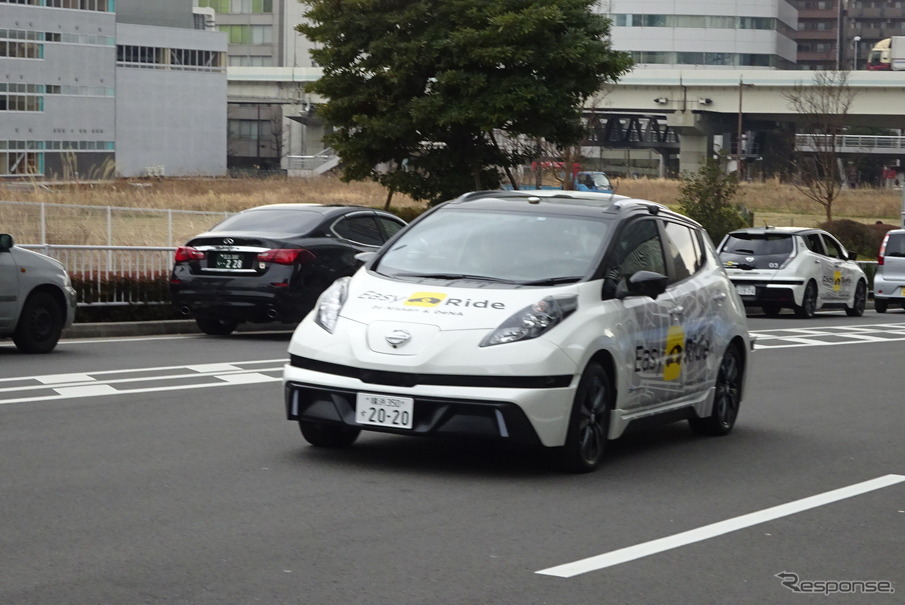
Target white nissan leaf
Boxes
[283,190,752,472]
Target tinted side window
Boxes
[821,234,846,259]
[333,215,382,245]
[377,216,405,240]
[663,221,700,282]
[804,234,824,254]
[603,219,666,297]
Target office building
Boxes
[0,0,227,179]
[603,0,799,69]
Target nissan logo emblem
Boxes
[385,329,412,348]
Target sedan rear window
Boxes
[211,209,323,234]
[721,233,793,256]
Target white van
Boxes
[0,233,77,353]
[282,190,752,473]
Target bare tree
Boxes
[784,70,857,222]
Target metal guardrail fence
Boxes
[21,244,176,307]
[0,200,231,247]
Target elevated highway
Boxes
[228,67,905,175]
[595,69,905,172]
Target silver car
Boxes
[873,229,905,313]
[717,227,868,318]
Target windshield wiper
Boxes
[518,276,583,286]
[393,272,515,283]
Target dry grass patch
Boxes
[2,175,901,246]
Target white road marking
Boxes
[215,372,279,384]
[53,384,118,397]
[536,474,905,578]
[188,363,243,373]
[751,322,905,349]
[35,373,96,385]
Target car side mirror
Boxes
[615,270,669,300]
[355,251,377,264]
[0,233,13,252]
[848,251,857,261]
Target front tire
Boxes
[299,421,360,447]
[690,345,743,436]
[195,316,238,336]
[795,281,818,318]
[875,298,888,313]
[555,361,612,473]
[13,292,63,354]
[845,280,867,317]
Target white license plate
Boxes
[736,284,756,296]
[355,393,414,429]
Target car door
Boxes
[601,217,677,411]
[0,241,19,331]
[820,232,858,302]
[661,219,718,399]
[802,232,835,303]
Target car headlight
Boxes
[480,296,577,347]
[314,276,350,333]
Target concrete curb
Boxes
[62,320,293,339]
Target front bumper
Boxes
[283,358,577,447]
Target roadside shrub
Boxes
[818,218,895,260]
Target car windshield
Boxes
[721,233,793,256]
[376,208,610,284]
[210,209,323,234]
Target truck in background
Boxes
[866,37,905,71]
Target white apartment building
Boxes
[0,0,227,179]
[602,0,799,69]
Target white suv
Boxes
[283,190,751,473]
[0,233,77,353]
[873,228,905,313]
[717,227,868,318]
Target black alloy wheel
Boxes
[557,361,612,473]
[689,345,742,436]
[845,281,867,317]
[795,281,818,318]
[13,292,63,354]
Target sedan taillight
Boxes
[174,246,205,263]
[257,248,315,265]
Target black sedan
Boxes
[169,204,406,335]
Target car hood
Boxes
[339,271,576,332]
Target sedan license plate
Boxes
[215,253,245,269]
[355,393,414,429]
[736,284,756,296]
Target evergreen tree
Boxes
[299,0,631,204]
